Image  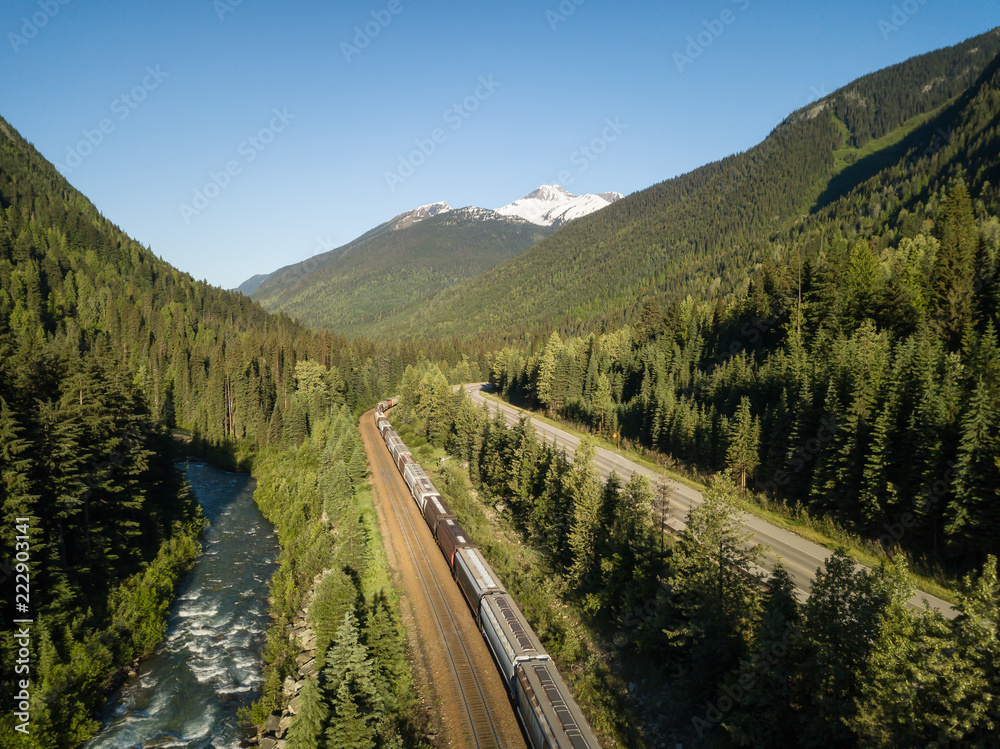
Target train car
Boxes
[403,463,437,511]
[397,451,416,474]
[387,436,411,470]
[382,427,398,453]
[514,659,601,749]
[479,593,549,691]
[383,396,398,410]
[422,494,454,536]
[453,547,504,620]
[389,438,407,464]
[377,419,393,439]
[402,460,427,495]
[435,517,474,568]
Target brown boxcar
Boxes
[435,516,474,568]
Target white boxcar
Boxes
[514,660,601,749]
[403,463,437,510]
[387,435,409,467]
[480,593,549,691]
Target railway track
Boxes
[360,414,523,749]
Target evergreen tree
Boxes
[933,182,979,348]
[947,379,1000,557]
[567,438,604,588]
[726,397,760,491]
[284,677,329,749]
[323,612,382,748]
[536,331,561,414]
[797,551,911,748]
[725,565,801,748]
[310,569,361,664]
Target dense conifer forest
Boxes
[487,46,1000,570]
[399,362,1000,747]
[2,23,1000,749]
[0,116,485,745]
[250,208,552,337]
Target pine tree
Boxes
[592,373,614,434]
[536,331,561,414]
[284,677,329,749]
[326,680,375,749]
[310,569,360,664]
[284,396,308,446]
[680,473,765,634]
[567,438,604,588]
[797,551,911,748]
[726,397,760,491]
[933,181,979,348]
[725,565,801,748]
[946,379,1000,557]
[364,593,406,714]
[323,611,382,748]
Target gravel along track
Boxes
[360,413,526,749]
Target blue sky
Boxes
[1,0,996,289]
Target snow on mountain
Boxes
[392,201,452,230]
[495,185,622,228]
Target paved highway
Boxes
[462,384,960,620]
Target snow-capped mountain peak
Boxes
[392,201,451,230]
[495,185,621,228]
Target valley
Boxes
[2,11,999,749]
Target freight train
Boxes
[374,398,601,749]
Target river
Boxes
[85,461,279,749]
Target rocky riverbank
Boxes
[248,593,320,748]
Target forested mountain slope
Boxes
[248,205,551,337]
[0,114,480,745]
[489,47,1000,566]
[405,28,1000,340]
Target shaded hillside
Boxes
[249,206,551,336]
[0,113,471,744]
[401,28,1000,340]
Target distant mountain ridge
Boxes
[393,27,1000,339]
[242,184,620,335]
